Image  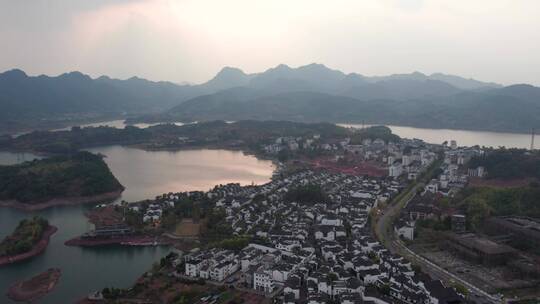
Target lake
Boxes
[55,119,535,149]
[0,148,275,303]
[0,151,42,165]
[339,123,534,149]
[12,119,534,149]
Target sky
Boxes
[1,0,539,85]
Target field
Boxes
[305,156,387,176]
[468,177,535,188]
[173,218,204,237]
[86,205,124,226]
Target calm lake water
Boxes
[339,123,534,149]
[56,119,534,149]
[0,151,42,165]
[13,119,533,149]
[0,148,274,303]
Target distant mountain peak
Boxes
[0,69,28,79]
[303,63,328,69]
[215,66,247,77]
[203,66,251,90]
[59,71,92,81]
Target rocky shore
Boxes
[6,268,61,302]
[0,190,123,211]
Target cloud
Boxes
[0,0,538,85]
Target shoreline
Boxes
[125,117,534,135]
[0,225,58,267]
[7,268,61,302]
[65,234,174,247]
[0,189,124,212]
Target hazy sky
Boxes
[1,0,539,85]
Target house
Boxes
[389,163,403,177]
[395,219,415,240]
[254,267,275,294]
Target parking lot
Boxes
[421,250,533,292]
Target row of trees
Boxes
[468,149,540,180]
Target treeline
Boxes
[3,125,150,153]
[1,120,352,153]
[453,185,540,229]
[0,151,123,203]
[0,216,49,256]
[468,149,540,180]
[350,126,401,144]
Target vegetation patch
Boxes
[0,217,50,256]
[0,151,123,203]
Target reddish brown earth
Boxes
[0,225,58,267]
[85,205,124,226]
[7,268,61,302]
[0,190,123,211]
[307,157,387,176]
[469,177,536,188]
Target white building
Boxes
[254,268,275,293]
[388,163,403,178]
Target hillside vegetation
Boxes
[0,217,50,256]
[2,120,351,154]
[3,64,540,134]
[453,186,540,229]
[468,149,540,180]
[0,151,123,203]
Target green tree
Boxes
[466,197,491,229]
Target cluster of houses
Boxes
[383,139,438,180]
[426,145,484,196]
[394,144,484,241]
[127,192,202,225]
[178,170,464,304]
[263,134,334,155]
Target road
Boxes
[372,160,503,304]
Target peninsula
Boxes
[0,151,124,211]
[7,268,61,302]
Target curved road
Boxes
[373,161,502,304]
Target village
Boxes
[175,168,468,304]
[79,130,486,304]
[76,127,540,304]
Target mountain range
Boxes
[1,63,539,134]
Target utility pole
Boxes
[531,128,536,151]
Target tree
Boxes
[451,282,469,296]
[466,197,491,230]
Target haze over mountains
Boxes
[1,63,539,134]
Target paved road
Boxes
[372,160,502,304]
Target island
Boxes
[0,217,57,266]
[0,151,124,211]
[7,268,61,302]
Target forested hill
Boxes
[161,86,540,133]
[468,149,540,180]
[3,64,540,134]
[134,64,539,133]
[1,120,353,154]
[0,151,123,204]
